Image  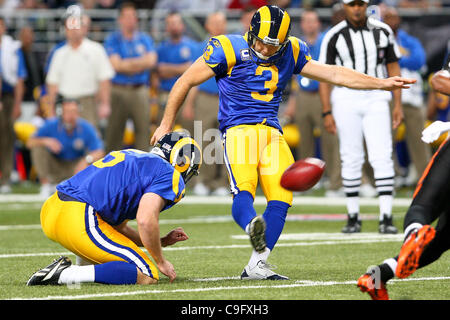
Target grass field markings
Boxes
[0,194,413,206]
[0,212,399,231]
[231,232,404,241]
[7,276,450,300]
[0,237,403,259]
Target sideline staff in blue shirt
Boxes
[27,99,104,191]
[102,1,157,153]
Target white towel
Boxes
[1,34,21,86]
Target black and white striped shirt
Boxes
[319,17,401,78]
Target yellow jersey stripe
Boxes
[257,6,272,40]
[215,35,236,75]
[172,169,181,199]
[277,12,290,44]
[289,36,300,65]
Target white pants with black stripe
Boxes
[331,88,395,201]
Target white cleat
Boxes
[240,260,289,280]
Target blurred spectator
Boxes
[268,0,292,8]
[155,11,200,135]
[0,16,27,193]
[284,9,342,197]
[103,1,157,152]
[383,6,431,186]
[230,5,257,35]
[302,0,337,9]
[19,26,44,102]
[154,0,229,11]
[26,98,104,197]
[184,11,229,196]
[398,0,442,9]
[19,0,48,9]
[46,9,115,129]
[96,0,120,9]
[44,10,91,76]
[227,0,268,9]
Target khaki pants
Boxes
[31,146,80,184]
[294,90,342,190]
[158,90,194,136]
[105,85,150,153]
[193,91,228,190]
[0,94,15,185]
[392,103,431,179]
[78,95,98,128]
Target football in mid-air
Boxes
[280,158,326,191]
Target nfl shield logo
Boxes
[240,49,250,61]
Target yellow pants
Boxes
[40,192,159,279]
[223,124,294,205]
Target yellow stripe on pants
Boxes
[40,192,159,279]
[224,124,294,205]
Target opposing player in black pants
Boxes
[357,121,450,299]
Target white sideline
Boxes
[0,194,412,206]
[8,276,450,300]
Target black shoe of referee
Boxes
[342,215,362,233]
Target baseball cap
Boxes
[342,0,369,3]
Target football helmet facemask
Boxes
[247,5,291,65]
[151,131,202,184]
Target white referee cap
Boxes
[342,0,369,3]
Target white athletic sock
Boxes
[248,248,271,269]
[347,197,359,218]
[404,222,423,240]
[379,195,393,220]
[58,265,95,285]
[383,258,398,276]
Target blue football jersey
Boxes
[57,149,185,226]
[202,34,311,132]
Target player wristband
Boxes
[322,111,332,118]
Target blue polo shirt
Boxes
[197,39,219,95]
[104,30,155,86]
[2,48,28,94]
[396,29,426,71]
[296,32,324,92]
[34,117,104,160]
[156,36,200,92]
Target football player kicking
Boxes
[151,5,415,280]
[27,132,202,286]
[357,120,450,300]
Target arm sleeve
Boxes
[84,123,104,151]
[202,36,234,77]
[399,33,425,71]
[385,28,401,64]
[103,33,119,57]
[143,164,185,211]
[290,37,312,74]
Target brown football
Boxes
[280,158,326,192]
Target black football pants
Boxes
[403,138,450,269]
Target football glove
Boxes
[421,120,450,143]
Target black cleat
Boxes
[342,215,362,233]
[248,216,266,253]
[379,215,398,234]
[27,256,72,286]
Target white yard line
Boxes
[0,194,412,206]
[7,276,450,300]
[0,234,403,259]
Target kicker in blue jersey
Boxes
[57,149,185,226]
[202,34,311,132]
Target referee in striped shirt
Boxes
[318,0,403,234]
